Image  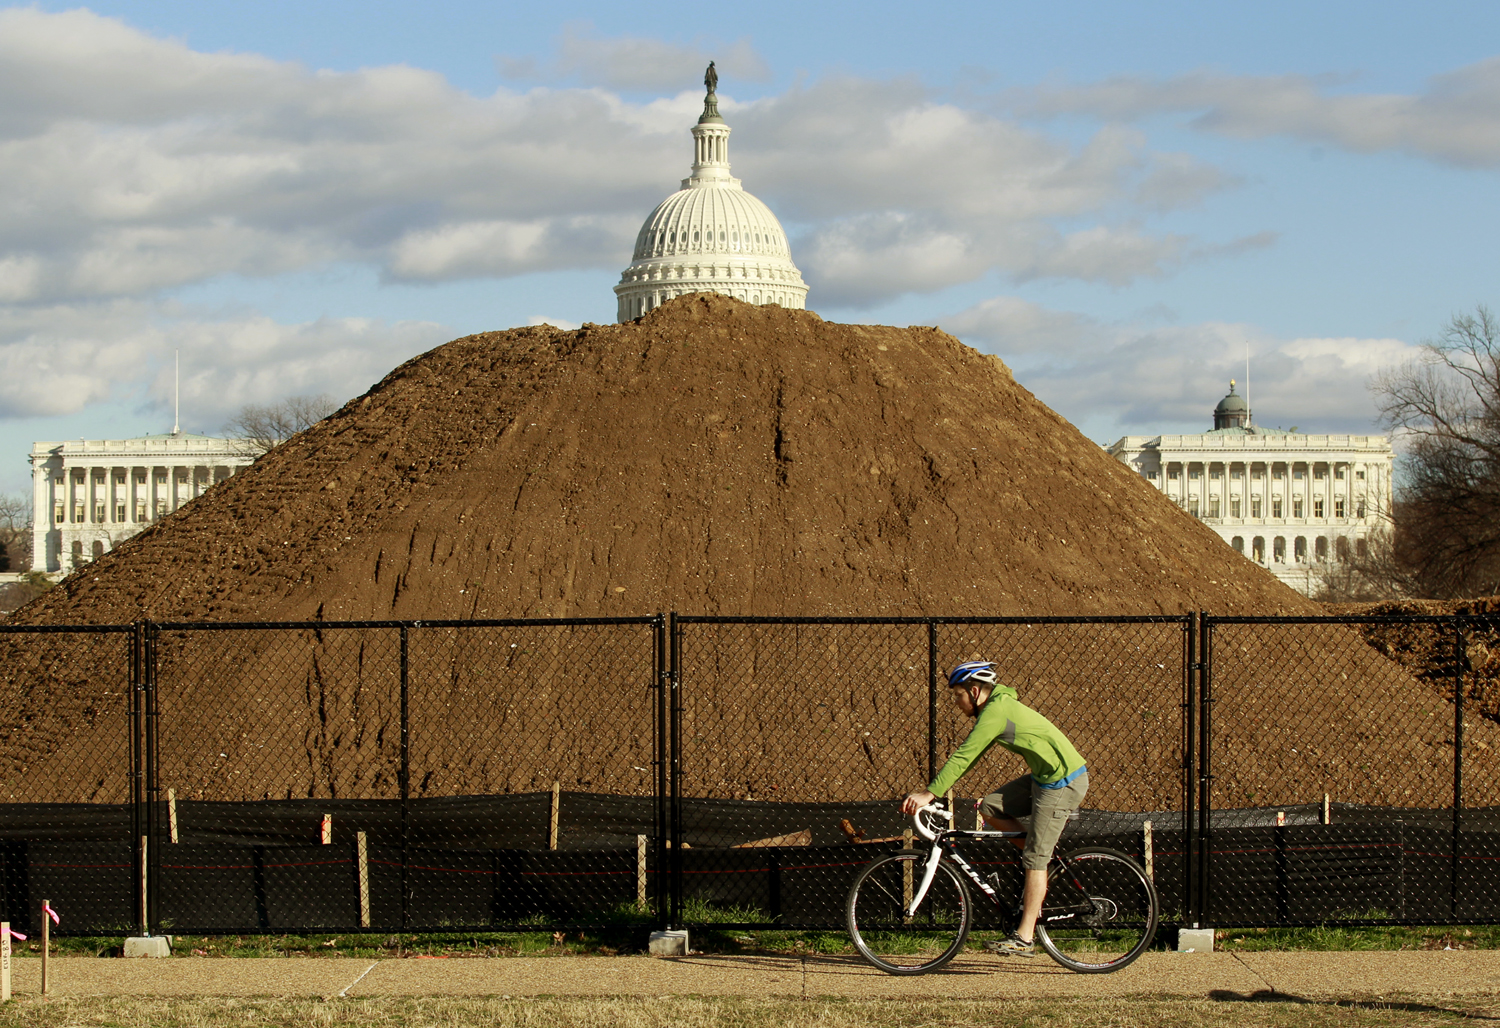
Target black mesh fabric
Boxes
[3,614,1498,936]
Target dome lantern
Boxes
[614,66,809,322]
[1213,379,1251,430]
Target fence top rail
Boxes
[0,623,135,634]
[673,614,1194,626]
[150,616,661,631]
[1205,614,1474,626]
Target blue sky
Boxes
[3,2,1499,497]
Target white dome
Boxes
[615,84,808,322]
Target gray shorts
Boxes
[978,770,1089,871]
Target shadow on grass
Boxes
[1209,989,1500,1021]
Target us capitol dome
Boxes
[614,64,809,322]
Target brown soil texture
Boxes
[4,294,1496,809]
[1325,597,1500,723]
[12,294,1313,624]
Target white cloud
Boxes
[0,10,1278,452]
[503,22,770,91]
[943,296,1106,357]
[387,215,639,280]
[944,296,1422,437]
[0,298,449,427]
[0,10,1247,314]
[1019,59,1500,168]
[722,88,1239,304]
[527,315,581,330]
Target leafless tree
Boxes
[1374,306,1500,598]
[0,492,32,574]
[1312,524,1421,602]
[223,394,340,457]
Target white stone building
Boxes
[30,433,253,573]
[615,70,808,321]
[1107,383,1395,595]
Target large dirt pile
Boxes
[13,295,1310,624]
[5,295,1492,810]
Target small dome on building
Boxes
[614,67,808,322]
[1213,380,1251,430]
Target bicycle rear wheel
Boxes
[846,852,972,975]
[1035,847,1158,973]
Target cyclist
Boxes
[900,660,1088,958]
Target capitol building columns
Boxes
[1107,382,1396,597]
[28,437,251,574]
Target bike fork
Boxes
[907,845,944,916]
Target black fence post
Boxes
[130,620,146,938]
[652,613,668,928]
[1452,617,1467,919]
[145,621,160,936]
[1181,613,1196,928]
[1196,612,1214,930]
[668,612,683,929]
[927,620,938,787]
[399,622,410,932]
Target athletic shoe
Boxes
[983,932,1035,957]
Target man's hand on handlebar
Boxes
[900,790,936,815]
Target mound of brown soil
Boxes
[13,295,1312,625]
[5,295,1492,809]
[1324,597,1500,723]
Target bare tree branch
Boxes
[223,394,340,457]
[0,493,33,574]
[1372,305,1500,597]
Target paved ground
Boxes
[5,951,1500,1001]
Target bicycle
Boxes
[845,803,1158,974]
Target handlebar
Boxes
[912,802,952,841]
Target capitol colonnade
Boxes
[29,435,253,573]
[1108,383,1396,596]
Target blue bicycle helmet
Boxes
[947,661,997,689]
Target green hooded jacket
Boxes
[926,684,1086,796]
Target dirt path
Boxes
[6,951,1499,1000]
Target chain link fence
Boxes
[2,613,1499,937]
[1203,615,1500,927]
[0,626,138,938]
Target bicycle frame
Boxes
[909,827,1021,915]
[908,806,1093,923]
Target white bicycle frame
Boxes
[906,802,1025,916]
[904,805,948,915]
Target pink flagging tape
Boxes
[42,902,58,925]
[3,928,24,942]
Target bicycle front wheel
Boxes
[1035,847,1158,973]
[846,851,972,975]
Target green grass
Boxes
[0,995,1492,1028]
[28,920,1500,959]
[1217,924,1500,952]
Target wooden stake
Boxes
[1276,810,1286,827]
[1,922,10,1002]
[1143,821,1154,882]
[321,814,332,845]
[636,834,647,908]
[139,835,148,931]
[975,800,983,832]
[1323,793,1332,825]
[902,829,914,923]
[40,900,48,996]
[168,788,179,844]
[550,782,560,851]
[357,832,371,928]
